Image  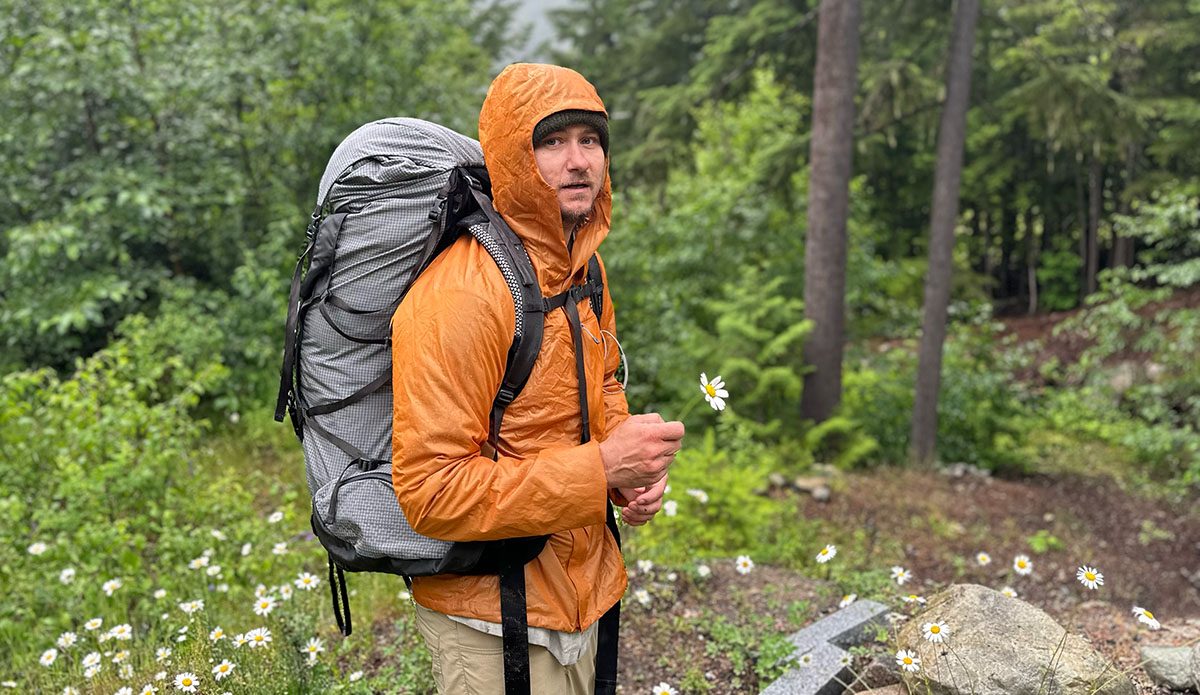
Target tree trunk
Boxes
[800,0,862,424]
[909,0,980,467]
[1024,206,1038,315]
[1113,142,1136,268]
[1076,153,1088,301]
[1086,140,1101,295]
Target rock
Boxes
[857,687,904,695]
[811,486,831,502]
[760,599,889,695]
[858,656,901,689]
[794,476,828,492]
[768,472,789,489]
[1139,645,1198,691]
[896,584,1135,695]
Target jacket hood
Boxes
[479,63,611,293]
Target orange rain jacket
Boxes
[390,63,630,632]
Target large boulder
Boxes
[895,584,1134,695]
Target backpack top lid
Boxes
[317,118,484,208]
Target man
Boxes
[390,63,685,694]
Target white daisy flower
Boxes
[175,635,186,643]
[187,556,209,570]
[699,373,729,411]
[0,683,14,689]
[119,664,133,679]
[896,649,921,672]
[254,584,268,598]
[246,627,272,648]
[63,687,80,695]
[205,565,222,577]
[138,686,157,695]
[112,650,129,663]
[839,594,857,608]
[901,594,926,604]
[697,564,711,578]
[110,624,132,640]
[348,671,363,682]
[84,665,101,679]
[397,589,411,601]
[83,652,102,667]
[735,555,754,575]
[294,572,319,590]
[798,652,814,667]
[39,649,57,666]
[268,511,284,524]
[816,544,837,563]
[212,660,235,681]
[300,638,325,656]
[1076,565,1103,590]
[153,589,166,600]
[57,632,77,649]
[272,542,288,555]
[210,529,226,541]
[666,572,678,582]
[179,600,204,615]
[178,626,188,635]
[1132,606,1160,630]
[102,578,122,596]
[685,488,709,504]
[1013,554,1032,575]
[216,583,229,593]
[115,687,133,695]
[28,542,48,556]
[229,411,240,424]
[893,567,912,585]
[976,552,991,566]
[651,683,677,695]
[1001,586,1018,597]
[60,567,75,584]
[240,543,252,557]
[279,585,294,600]
[637,560,653,574]
[156,648,171,662]
[922,621,949,642]
[98,632,112,644]
[155,672,167,681]
[839,654,853,667]
[662,500,677,516]
[173,672,198,692]
[232,634,248,648]
[209,627,225,642]
[634,589,650,606]
[253,596,277,616]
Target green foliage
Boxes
[841,324,1029,471]
[625,429,823,569]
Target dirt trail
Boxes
[799,467,1200,618]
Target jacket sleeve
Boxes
[595,254,631,436]
[390,249,609,542]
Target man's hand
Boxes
[599,413,685,490]
[616,474,668,526]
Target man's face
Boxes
[533,123,606,231]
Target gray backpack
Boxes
[274,118,619,695]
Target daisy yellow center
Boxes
[182,679,192,686]
[261,601,269,607]
[909,595,918,599]
[821,549,829,555]
[930,625,940,633]
[1018,561,1026,568]
[254,636,263,642]
[704,384,716,397]
[220,665,228,672]
[1085,571,1095,580]
[1144,610,1154,619]
[903,657,913,665]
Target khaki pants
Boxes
[414,604,597,695]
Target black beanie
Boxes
[532,110,609,154]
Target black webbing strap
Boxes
[561,295,591,445]
[274,237,315,424]
[318,300,390,345]
[594,501,622,695]
[500,566,532,695]
[328,554,352,636]
[304,370,392,417]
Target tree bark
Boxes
[800,0,862,424]
[1024,206,1038,315]
[909,0,980,467]
[1076,153,1088,301]
[1086,140,1101,295]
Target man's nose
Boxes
[564,141,590,170]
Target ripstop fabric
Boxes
[389,63,631,632]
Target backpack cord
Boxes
[328,555,352,636]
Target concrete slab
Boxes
[760,599,889,695]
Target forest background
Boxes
[1,0,1197,693]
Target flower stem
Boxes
[675,392,705,422]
